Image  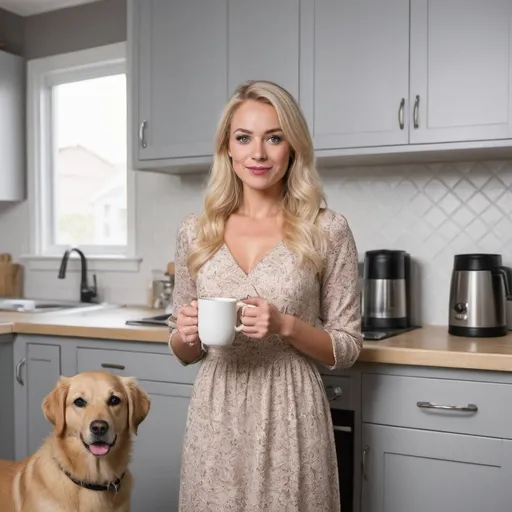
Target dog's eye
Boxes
[74,397,87,408]
[108,395,121,406]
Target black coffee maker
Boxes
[361,249,417,340]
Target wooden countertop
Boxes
[0,306,512,371]
[0,322,12,335]
[360,326,512,372]
[0,306,170,343]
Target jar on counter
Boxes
[161,274,174,314]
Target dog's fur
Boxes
[0,371,151,512]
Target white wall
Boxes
[1,158,511,326]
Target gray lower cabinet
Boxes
[361,424,512,512]
[360,364,512,512]
[13,337,62,459]
[0,334,15,460]
[12,336,512,512]
[129,381,192,511]
[76,343,197,511]
[11,334,198,512]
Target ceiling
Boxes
[0,0,101,16]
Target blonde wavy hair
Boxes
[188,80,327,276]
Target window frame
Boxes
[25,42,139,272]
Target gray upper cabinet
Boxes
[130,0,300,170]
[227,0,300,100]
[130,0,512,171]
[300,0,512,153]
[0,50,25,201]
[133,0,228,163]
[409,0,512,144]
[300,0,410,150]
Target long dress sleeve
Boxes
[167,213,206,366]
[319,210,363,370]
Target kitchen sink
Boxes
[0,298,118,313]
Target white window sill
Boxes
[20,254,142,273]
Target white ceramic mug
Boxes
[198,297,255,346]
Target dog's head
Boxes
[42,371,151,458]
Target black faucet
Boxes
[58,247,97,303]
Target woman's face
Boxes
[228,99,292,192]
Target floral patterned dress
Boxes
[168,208,362,512]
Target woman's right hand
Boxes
[176,300,199,346]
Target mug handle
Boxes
[234,301,256,332]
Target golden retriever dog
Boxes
[0,371,151,512]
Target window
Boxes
[26,43,137,270]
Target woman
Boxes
[168,80,362,511]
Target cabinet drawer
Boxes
[362,373,512,439]
[77,347,198,385]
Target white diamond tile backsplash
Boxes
[321,160,512,326]
[0,158,511,325]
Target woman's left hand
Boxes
[240,296,285,339]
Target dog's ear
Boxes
[42,376,70,437]
[122,377,151,435]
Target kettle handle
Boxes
[495,267,512,299]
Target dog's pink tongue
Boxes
[89,443,109,456]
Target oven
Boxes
[324,375,357,512]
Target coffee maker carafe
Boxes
[362,250,411,330]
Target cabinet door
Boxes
[227,0,299,100]
[0,336,15,460]
[14,342,61,459]
[26,344,61,455]
[135,0,228,161]
[410,0,512,143]
[128,381,192,512]
[362,424,512,512]
[0,50,24,201]
[300,0,410,150]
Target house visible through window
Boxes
[53,74,127,247]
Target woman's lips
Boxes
[247,166,272,176]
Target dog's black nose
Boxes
[90,420,109,436]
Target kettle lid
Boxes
[454,253,503,271]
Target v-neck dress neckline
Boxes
[222,240,285,277]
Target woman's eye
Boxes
[268,135,282,144]
[236,135,250,144]
[108,395,121,406]
[74,397,87,408]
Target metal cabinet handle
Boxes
[326,385,343,401]
[333,425,352,433]
[413,95,420,128]
[398,98,405,129]
[101,363,126,371]
[15,358,26,385]
[362,445,369,481]
[139,120,148,148]
[417,401,478,412]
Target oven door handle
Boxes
[333,425,352,433]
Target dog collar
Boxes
[59,463,125,493]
